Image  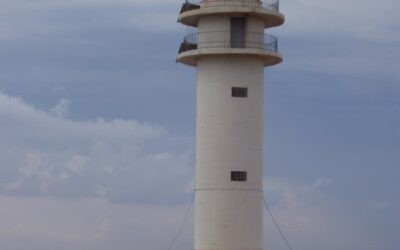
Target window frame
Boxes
[231,87,248,98]
[231,171,247,182]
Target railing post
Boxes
[179,31,278,53]
[180,0,280,12]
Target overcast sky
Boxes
[0,0,399,249]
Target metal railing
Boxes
[179,31,278,54]
[180,0,279,13]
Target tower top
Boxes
[179,0,284,28]
[177,0,285,67]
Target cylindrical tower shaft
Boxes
[177,1,284,250]
[196,55,265,250]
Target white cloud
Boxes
[0,91,391,249]
[0,196,194,250]
[50,98,70,118]
[312,178,332,189]
[263,178,384,250]
[0,178,384,250]
[0,91,193,203]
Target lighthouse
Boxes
[177,1,284,250]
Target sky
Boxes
[0,0,399,249]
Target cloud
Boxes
[0,196,193,250]
[0,91,194,204]
[262,178,387,250]
[0,178,384,250]
[281,0,400,39]
[0,90,389,250]
[0,0,181,41]
[0,90,195,248]
[274,0,400,85]
[0,1,398,249]
[0,89,394,249]
[50,98,70,118]
[312,178,332,189]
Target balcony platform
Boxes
[177,31,282,67]
[177,48,283,67]
[179,1,284,28]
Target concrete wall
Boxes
[194,5,266,250]
[195,55,265,250]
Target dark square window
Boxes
[231,171,247,182]
[232,87,248,97]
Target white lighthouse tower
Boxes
[177,1,284,250]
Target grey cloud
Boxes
[0,0,180,40]
[281,0,400,39]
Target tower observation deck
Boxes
[176,1,284,250]
[178,0,284,66]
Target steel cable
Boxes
[166,192,195,250]
[263,196,293,250]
